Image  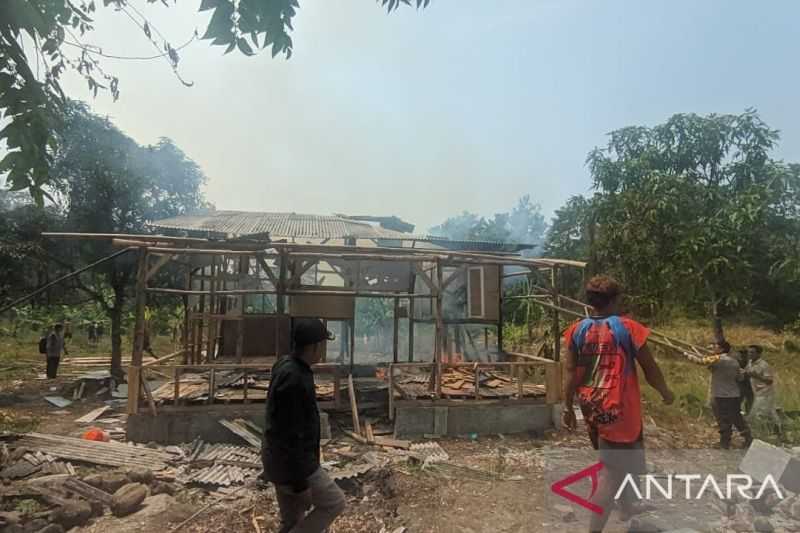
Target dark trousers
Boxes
[713,397,752,448]
[46,357,60,379]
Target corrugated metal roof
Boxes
[149,211,410,240]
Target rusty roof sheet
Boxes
[149,211,411,240]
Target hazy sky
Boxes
[61,0,800,232]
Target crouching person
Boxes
[262,319,346,533]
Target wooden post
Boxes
[545,362,562,404]
[347,374,361,435]
[408,302,415,362]
[206,254,218,362]
[497,264,504,355]
[517,366,524,398]
[182,270,191,364]
[433,259,444,398]
[388,364,395,420]
[236,256,247,363]
[276,251,286,356]
[551,266,561,361]
[196,272,206,364]
[173,367,181,406]
[392,296,399,363]
[349,320,355,368]
[127,247,148,415]
[243,370,249,404]
[473,364,480,399]
[207,367,216,405]
[333,372,341,410]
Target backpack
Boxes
[38,336,48,354]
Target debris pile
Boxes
[393,367,546,399]
[148,370,342,404]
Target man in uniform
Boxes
[744,345,781,436]
[45,323,68,379]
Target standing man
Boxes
[744,345,781,435]
[708,342,753,449]
[562,275,674,533]
[45,323,68,379]
[263,318,346,533]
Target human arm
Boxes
[561,345,579,430]
[637,344,674,405]
[745,362,774,385]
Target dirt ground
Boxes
[2,355,747,533]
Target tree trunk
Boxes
[109,286,125,380]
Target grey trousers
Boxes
[273,467,346,533]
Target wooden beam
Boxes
[414,263,437,294]
[392,297,400,364]
[145,253,174,281]
[347,374,361,435]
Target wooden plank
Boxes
[343,429,367,444]
[545,361,562,404]
[347,374,361,435]
[373,436,411,450]
[388,364,395,420]
[74,406,110,424]
[141,376,158,417]
[364,422,375,444]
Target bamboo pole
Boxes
[127,247,149,415]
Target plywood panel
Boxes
[483,265,500,321]
[219,315,290,356]
[290,294,355,320]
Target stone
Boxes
[23,519,48,532]
[128,494,194,524]
[790,500,800,520]
[754,517,775,532]
[553,504,576,523]
[124,467,154,485]
[150,480,176,496]
[627,517,662,533]
[740,440,800,494]
[110,483,148,517]
[52,499,92,529]
[33,525,64,533]
[83,472,129,493]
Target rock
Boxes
[52,499,92,529]
[150,480,176,496]
[791,500,800,520]
[124,467,154,485]
[111,483,148,517]
[754,517,774,532]
[34,525,64,533]
[627,517,663,533]
[553,504,576,523]
[83,472,128,493]
[22,519,48,532]
[128,494,194,524]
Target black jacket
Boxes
[262,355,320,490]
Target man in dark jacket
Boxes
[263,319,345,533]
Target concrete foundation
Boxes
[127,405,330,445]
[393,402,554,438]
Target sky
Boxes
[60,0,800,233]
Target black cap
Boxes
[293,318,334,348]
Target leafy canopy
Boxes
[545,110,800,320]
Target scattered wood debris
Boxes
[75,406,111,424]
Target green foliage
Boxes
[0,0,430,201]
[545,110,800,321]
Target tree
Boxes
[50,101,207,377]
[550,110,800,321]
[0,0,430,201]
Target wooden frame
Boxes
[38,233,584,416]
